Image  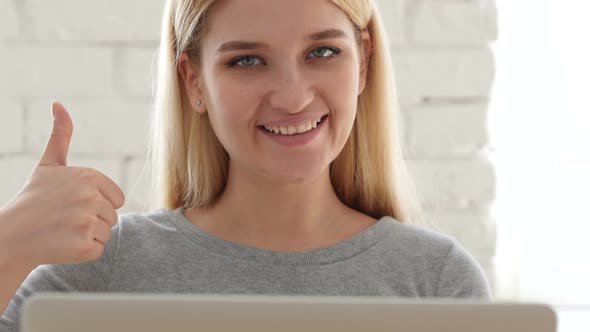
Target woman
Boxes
[0,0,491,329]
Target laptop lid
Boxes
[21,293,557,332]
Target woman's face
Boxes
[193,0,370,184]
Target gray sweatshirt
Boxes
[1,207,491,331]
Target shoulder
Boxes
[111,208,184,257]
[380,217,458,258]
[379,217,491,299]
[113,208,195,260]
[116,208,179,239]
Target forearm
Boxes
[0,206,36,316]
[0,264,34,317]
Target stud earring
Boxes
[196,99,202,108]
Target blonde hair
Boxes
[148,0,422,223]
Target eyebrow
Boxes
[216,28,347,54]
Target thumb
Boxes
[39,101,74,167]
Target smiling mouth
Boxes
[258,115,328,136]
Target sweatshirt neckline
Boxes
[163,207,397,266]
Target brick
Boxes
[0,47,113,98]
[0,0,19,39]
[405,103,489,157]
[408,158,495,211]
[26,100,152,156]
[0,100,23,153]
[0,157,37,206]
[121,48,158,98]
[410,0,497,46]
[120,157,152,214]
[24,0,164,42]
[392,48,495,106]
[374,0,406,46]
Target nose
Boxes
[268,66,314,114]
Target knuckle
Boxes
[76,215,95,232]
[85,213,97,224]
[77,167,99,180]
[80,188,101,206]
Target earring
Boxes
[196,99,202,108]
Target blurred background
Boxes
[0,0,588,330]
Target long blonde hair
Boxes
[148,0,422,223]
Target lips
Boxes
[259,115,329,135]
[257,114,328,147]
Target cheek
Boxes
[213,77,253,116]
[319,65,360,150]
[205,74,262,149]
[317,58,359,95]
[317,64,360,116]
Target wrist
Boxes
[0,207,11,270]
[0,205,37,273]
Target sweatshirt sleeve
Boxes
[435,239,492,299]
[0,224,120,332]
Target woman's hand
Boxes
[0,101,125,270]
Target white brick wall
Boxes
[0,100,23,153]
[119,48,158,98]
[0,0,498,292]
[374,0,406,46]
[405,103,489,157]
[26,100,152,156]
[0,47,113,97]
[0,0,19,39]
[392,48,495,106]
[408,158,496,211]
[22,0,164,42]
[410,0,497,46]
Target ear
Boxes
[178,52,207,114]
[358,29,372,96]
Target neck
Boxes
[185,161,364,250]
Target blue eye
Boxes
[229,56,263,68]
[226,46,342,69]
[308,47,341,59]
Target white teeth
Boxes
[262,116,324,135]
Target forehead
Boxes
[203,0,355,43]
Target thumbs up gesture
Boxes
[0,101,125,270]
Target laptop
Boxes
[21,293,557,332]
